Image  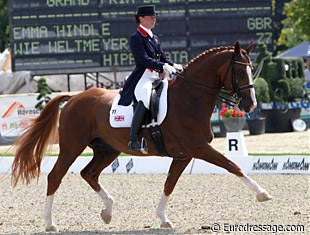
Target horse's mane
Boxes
[168,45,235,86]
[184,45,235,71]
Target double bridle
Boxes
[174,54,254,106]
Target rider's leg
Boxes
[129,101,147,150]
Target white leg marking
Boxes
[156,193,173,228]
[240,174,272,202]
[97,184,114,224]
[43,194,58,232]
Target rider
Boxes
[118,5,183,151]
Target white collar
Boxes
[139,24,153,38]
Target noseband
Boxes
[175,54,254,106]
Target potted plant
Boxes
[254,43,305,133]
[220,103,246,132]
[246,76,270,135]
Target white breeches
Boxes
[134,69,160,109]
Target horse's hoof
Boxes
[45,225,58,232]
[160,221,173,228]
[101,209,112,224]
[256,191,272,202]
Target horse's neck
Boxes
[168,78,218,122]
[168,53,226,121]
[185,53,225,88]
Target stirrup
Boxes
[140,137,148,154]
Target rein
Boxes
[174,55,254,106]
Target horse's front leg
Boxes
[198,144,272,201]
[240,174,272,202]
[157,158,192,228]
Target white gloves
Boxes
[163,63,176,76]
[173,63,183,72]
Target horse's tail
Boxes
[11,95,72,187]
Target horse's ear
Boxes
[245,41,253,55]
[234,41,241,55]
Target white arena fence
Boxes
[0,155,309,175]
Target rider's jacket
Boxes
[118,26,173,106]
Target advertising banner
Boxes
[0,92,75,138]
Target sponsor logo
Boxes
[2,122,8,129]
[1,101,39,118]
[126,158,134,173]
[1,102,25,118]
[252,158,278,171]
[282,158,309,171]
[114,115,124,121]
[17,108,40,116]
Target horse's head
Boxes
[220,42,257,113]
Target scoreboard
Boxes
[9,0,273,73]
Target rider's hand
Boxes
[163,63,176,76]
[173,63,183,72]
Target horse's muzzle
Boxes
[240,99,257,113]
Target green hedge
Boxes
[254,44,305,104]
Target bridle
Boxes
[219,54,254,106]
[174,53,254,106]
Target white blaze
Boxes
[247,65,257,111]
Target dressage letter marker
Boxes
[225,132,248,158]
[228,139,238,151]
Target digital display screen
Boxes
[9,0,273,73]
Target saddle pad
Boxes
[110,79,168,128]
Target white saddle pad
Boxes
[110,79,168,128]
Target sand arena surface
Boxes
[0,174,309,235]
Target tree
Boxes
[35,77,52,111]
[278,0,310,48]
[0,0,9,52]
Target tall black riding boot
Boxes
[129,101,147,150]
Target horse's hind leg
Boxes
[200,145,272,202]
[80,138,120,224]
[157,158,192,228]
[44,144,87,232]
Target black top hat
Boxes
[135,5,157,17]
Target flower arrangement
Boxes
[220,103,245,118]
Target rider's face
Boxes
[140,15,156,29]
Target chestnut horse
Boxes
[12,42,272,232]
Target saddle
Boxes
[143,79,169,156]
[109,79,169,156]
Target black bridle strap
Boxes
[173,55,254,106]
[174,72,240,106]
[173,72,220,96]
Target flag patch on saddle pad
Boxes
[109,79,169,128]
[114,115,124,121]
